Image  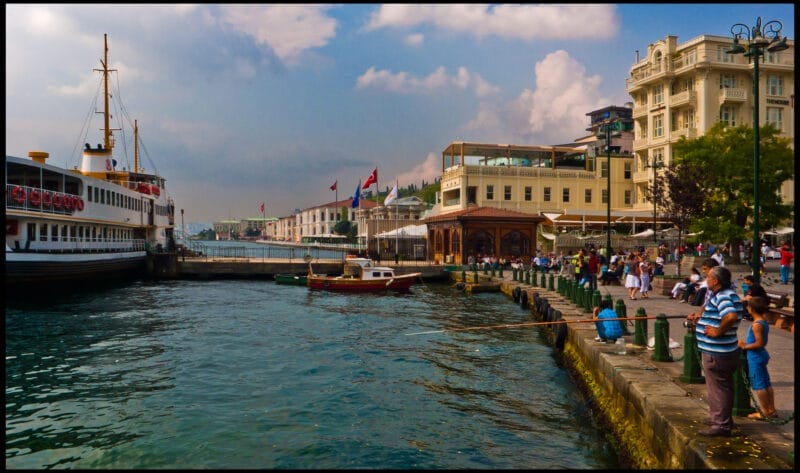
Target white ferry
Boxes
[5,35,175,288]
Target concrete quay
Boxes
[460,261,794,469]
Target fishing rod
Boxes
[405,314,688,336]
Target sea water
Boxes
[5,279,620,469]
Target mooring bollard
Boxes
[651,314,673,362]
[483,264,488,275]
[633,307,648,346]
[498,266,503,278]
[540,271,546,288]
[461,270,466,283]
[732,350,755,416]
[614,299,630,335]
[679,320,704,383]
[548,273,555,291]
[603,293,613,305]
[512,268,517,281]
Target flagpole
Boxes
[395,179,399,265]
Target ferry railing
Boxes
[14,238,147,253]
[6,184,83,216]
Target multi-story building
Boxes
[626,34,795,211]
[291,198,376,242]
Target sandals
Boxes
[747,412,777,420]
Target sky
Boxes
[5,3,795,224]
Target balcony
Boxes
[719,87,747,103]
[632,105,648,118]
[669,90,696,108]
[670,127,698,141]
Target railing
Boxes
[719,87,747,102]
[11,238,146,253]
[669,90,696,107]
[6,184,83,216]
[670,128,698,141]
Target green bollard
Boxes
[524,270,529,285]
[634,307,648,347]
[570,280,577,303]
[679,321,704,383]
[651,314,673,362]
[484,263,488,275]
[583,287,594,312]
[461,270,466,283]
[498,266,503,278]
[614,299,630,335]
[473,266,478,281]
[557,276,564,295]
[592,290,601,311]
[512,268,517,281]
[603,293,613,305]
[576,284,583,307]
[548,273,555,291]
[732,350,755,416]
[540,271,546,288]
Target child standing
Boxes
[737,296,777,419]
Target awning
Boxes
[540,232,556,240]
[375,223,427,238]
[763,226,794,236]
[630,228,654,238]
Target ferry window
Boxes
[92,227,97,241]
[504,185,512,201]
[562,188,570,203]
[71,226,77,242]
[106,190,111,205]
[486,185,494,200]
[94,187,99,202]
[103,228,108,240]
[524,186,532,201]
[100,189,105,204]
[383,272,392,277]
[27,223,36,243]
[88,186,93,202]
[62,225,68,241]
[372,272,381,277]
[51,225,59,242]
[39,223,47,241]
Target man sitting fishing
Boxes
[592,299,623,342]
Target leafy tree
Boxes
[658,161,705,275]
[672,122,794,263]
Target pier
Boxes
[449,261,794,469]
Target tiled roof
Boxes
[424,206,545,223]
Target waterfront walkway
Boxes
[485,260,794,468]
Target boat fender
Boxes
[28,189,42,207]
[52,193,64,209]
[554,314,567,350]
[520,290,528,308]
[11,186,26,204]
[455,282,466,291]
[76,198,85,211]
[42,191,53,208]
[512,286,521,303]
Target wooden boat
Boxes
[307,257,422,291]
[274,273,308,285]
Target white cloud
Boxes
[404,33,424,46]
[356,65,499,97]
[396,152,441,186]
[463,50,606,144]
[218,5,338,63]
[365,4,619,39]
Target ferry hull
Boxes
[5,251,146,287]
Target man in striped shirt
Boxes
[686,266,743,437]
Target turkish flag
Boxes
[330,180,337,191]
[362,167,377,189]
[259,202,265,213]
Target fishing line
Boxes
[405,314,687,336]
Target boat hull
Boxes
[307,272,421,291]
[274,274,308,286]
[5,251,146,291]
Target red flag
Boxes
[259,202,265,213]
[330,180,337,191]
[362,167,377,189]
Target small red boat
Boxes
[307,257,422,292]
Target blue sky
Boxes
[5,3,794,223]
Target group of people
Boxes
[620,249,663,300]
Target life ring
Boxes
[64,195,74,210]
[53,193,64,209]
[29,189,42,207]
[42,191,53,208]
[76,198,85,211]
[11,186,26,204]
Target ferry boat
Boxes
[5,35,175,288]
[307,257,422,292]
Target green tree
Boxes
[672,122,793,262]
[659,161,705,275]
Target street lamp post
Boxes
[726,17,787,283]
[647,157,664,244]
[597,120,620,260]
